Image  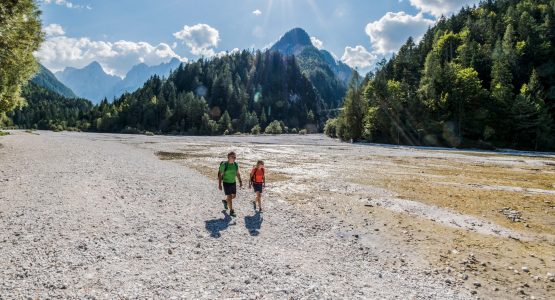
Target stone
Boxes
[522,266,529,273]
[473,282,481,287]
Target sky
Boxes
[35,0,481,77]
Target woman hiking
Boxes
[218,151,243,217]
[249,160,265,212]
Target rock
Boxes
[470,290,477,295]
[522,266,529,273]
[473,282,481,287]
[445,279,452,285]
[461,274,468,280]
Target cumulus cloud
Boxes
[43,24,65,37]
[35,25,186,77]
[310,36,323,49]
[252,9,262,16]
[341,45,376,70]
[409,0,479,17]
[365,12,434,54]
[41,0,91,10]
[173,24,220,57]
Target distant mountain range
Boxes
[270,28,352,108]
[31,64,76,98]
[37,28,350,108]
[54,58,182,103]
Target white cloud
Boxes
[252,9,262,16]
[43,24,65,37]
[365,12,434,54]
[310,36,323,49]
[409,0,479,17]
[35,25,186,77]
[341,45,376,70]
[41,0,91,10]
[173,24,220,57]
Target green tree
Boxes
[0,0,43,113]
[337,71,366,142]
[264,120,283,134]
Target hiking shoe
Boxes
[259,208,263,213]
[222,200,228,210]
[230,210,236,217]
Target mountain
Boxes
[270,28,352,108]
[31,64,76,98]
[55,59,183,103]
[55,62,121,103]
[107,58,181,100]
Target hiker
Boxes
[249,160,265,212]
[218,151,243,217]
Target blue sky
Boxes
[36,0,480,77]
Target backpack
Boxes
[250,167,265,184]
[218,161,238,179]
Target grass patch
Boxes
[0,131,9,136]
[156,151,188,160]
[351,156,555,236]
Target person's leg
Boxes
[227,194,233,211]
[256,191,262,211]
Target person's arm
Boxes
[218,166,223,190]
[237,169,243,188]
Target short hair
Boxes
[257,160,264,166]
[228,151,236,158]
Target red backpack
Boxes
[250,167,265,184]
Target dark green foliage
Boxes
[6,50,325,136]
[31,64,76,98]
[330,0,555,150]
[7,82,92,131]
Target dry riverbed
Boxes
[1,131,553,299]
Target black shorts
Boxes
[252,183,263,193]
[223,182,237,196]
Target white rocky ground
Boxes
[0,131,474,299]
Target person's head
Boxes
[256,160,264,169]
[227,151,236,162]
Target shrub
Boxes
[298,129,307,135]
[251,124,261,135]
[324,118,338,138]
[264,120,283,134]
[144,131,155,136]
[290,128,298,134]
[121,126,141,134]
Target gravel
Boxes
[0,131,472,299]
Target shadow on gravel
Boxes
[205,211,233,238]
[244,212,263,236]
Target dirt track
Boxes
[1,131,553,299]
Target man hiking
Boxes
[218,151,243,217]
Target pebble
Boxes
[167,248,173,255]
[473,282,481,287]
[522,266,529,273]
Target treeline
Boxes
[3,50,326,135]
[328,0,555,150]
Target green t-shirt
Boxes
[219,162,238,183]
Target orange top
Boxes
[250,167,265,184]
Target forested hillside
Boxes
[330,0,555,150]
[4,50,325,135]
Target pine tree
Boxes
[337,71,366,142]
